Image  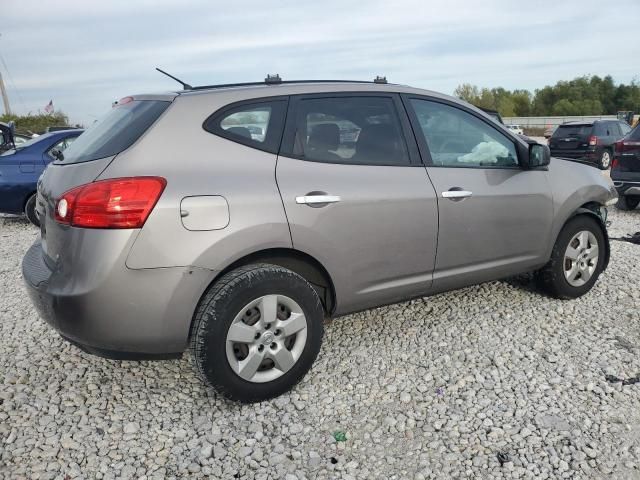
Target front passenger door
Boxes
[404,97,554,291]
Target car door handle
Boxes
[295,194,341,205]
[442,190,473,199]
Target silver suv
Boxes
[23,79,617,402]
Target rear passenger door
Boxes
[276,93,439,314]
[403,96,554,291]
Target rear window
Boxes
[552,124,592,138]
[629,125,640,141]
[56,100,170,164]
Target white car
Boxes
[507,124,524,135]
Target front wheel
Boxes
[536,215,606,299]
[616,195,640,211]
[24,194,39,227]
[190,264,324,403]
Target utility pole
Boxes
[0,69,11,115]
[0,33,11,115]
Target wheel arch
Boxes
[195,247,336,317]
[569,202,610,270]
[23,189,37,210]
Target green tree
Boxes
[0,111,70,135]
[453,83,480,104]
[455,75,640,117]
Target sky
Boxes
[1,0,639,126]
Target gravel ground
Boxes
[1,208,639,480]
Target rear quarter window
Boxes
[56,100,170,164]
[203,98,288,154]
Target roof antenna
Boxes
[155,68,193,90]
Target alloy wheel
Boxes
[563,230,599,287]
[225,294,308,383]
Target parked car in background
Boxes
[544,126,556,140]
[45,125,82,133]
[0,121,15,153]
[611,124,640,210]
[23,79,616,403]
[507,124,524,135]
[549,120,631,169]
[14,133,32,146]
[0,129,82,225]
[479,108,504,125]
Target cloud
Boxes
[1,0,638,125]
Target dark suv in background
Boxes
[549,119,631,169]
[611,124,640,210]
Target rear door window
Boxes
[284,96,410,166]
[56,100,170,164]
[619,122,631,136]
[204,99,288,154]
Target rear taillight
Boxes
[588,135,598,146]
[611,158,619,169]
[55,177,166,229]
[615,140,640,153]
[615,140,624,153]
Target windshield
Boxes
[56,100,170,164]
[0,132,56,156]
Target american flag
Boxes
[44,100,53,114]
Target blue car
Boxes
[0,129,83,225]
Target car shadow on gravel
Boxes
[501,272,541,295]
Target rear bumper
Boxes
[611,179,640,196]
[22,239,214,359]
[549,148,599,162]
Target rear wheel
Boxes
[536,215,605,299]
[599,150,612,169]
[24,194,39,227]
[616,195,640,211]
[190,264,324,403]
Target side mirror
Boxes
[528,143,550,168]
[50,148,63,160]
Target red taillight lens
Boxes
[55,177,166,229]
[588,135,598,146]
[615,140,624,153]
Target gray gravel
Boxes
[1,209,640,479]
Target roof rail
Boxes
[189,76,392,91]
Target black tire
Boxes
[190,263,324,403]
[536,215,606,299]
[616,195,640,211]
[599,150,612,169]
[24,194,39,227]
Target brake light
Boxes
[611,158,619,169]
[615,140,624,153]
[55,177,166,228]
[615,140,640,153]
[588,135,598,146]
[113,96,134,108]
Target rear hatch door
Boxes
[550,124,592,151]
[37,97,173,264]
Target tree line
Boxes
[0,112,70,135]
[454,75,640,117]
